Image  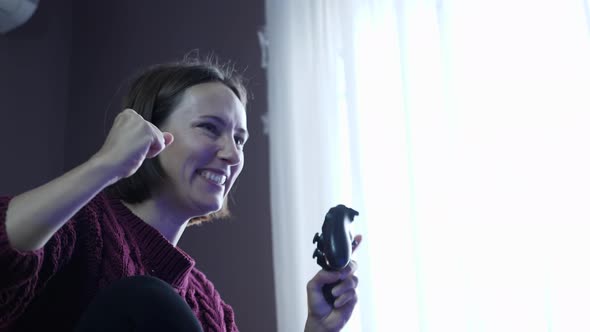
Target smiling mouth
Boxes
[197,170,227,186]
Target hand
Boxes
[93,109,174,181]
[305,235,362,332]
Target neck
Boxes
[122,196,191,246]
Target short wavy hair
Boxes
[106,56,247,225]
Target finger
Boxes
[339,260,358,280]
[334,289,358,308]
[113,108,137,127]
[352,234,362,253]
[146,140,165,158]
[307,269,341,292]
[331,275,359,298]
[145,122,166,158]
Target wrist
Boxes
[304,317,332,332]
[87,153,122,187]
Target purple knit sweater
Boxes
[0,193,238,332]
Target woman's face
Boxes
[157,82,248,217]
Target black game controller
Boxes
[312,204,359,305]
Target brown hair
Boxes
[106,56,247,225]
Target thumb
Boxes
[352,234,362,253]
[145,132,171,159]
[163,132,174,146]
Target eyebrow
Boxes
[200,115,249,138]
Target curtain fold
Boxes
[266,0,590,331]
[265,1,358,331]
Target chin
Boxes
[193,199,223,216]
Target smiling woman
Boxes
[107,61,249,226]
[0,57,360,332]
[154,83,249,222]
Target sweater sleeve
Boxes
[0,196,78,328]
[222,301,239,332]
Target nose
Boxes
[217,135,242,166]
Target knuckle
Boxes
[346,289,356,299]
[346,276,356,288]
[122,108,136,118]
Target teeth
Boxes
[199,170,226,185]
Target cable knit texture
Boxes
[0,193,238,332]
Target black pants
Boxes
[74,275,203,332]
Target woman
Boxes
[0,58,360,332]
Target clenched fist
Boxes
[94,109,174,182]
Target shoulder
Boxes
[69,192,111,234]
[63,191,128,258]
[73,191,132,234]
[186,267,238,329]
[187,267,219,299]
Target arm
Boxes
[5,108,172,252]
[5,156,115,251]
[0,109,172,327]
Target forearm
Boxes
[5,154,116,251]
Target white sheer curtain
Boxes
[265,0,590,331]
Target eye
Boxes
[197,122,220,135]
[235,136,246,147]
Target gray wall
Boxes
[0,1,276,330]
[0,0,72,193]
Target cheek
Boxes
[234,160,245,178]
[159,143,194,177]
[156,150,174,175]
[227,163,244,188]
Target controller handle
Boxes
[312,204,359,305]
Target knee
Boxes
[105,275,177,303]
[77,276,202,332]
[110,275,173,291]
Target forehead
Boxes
[171,82,247,124]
